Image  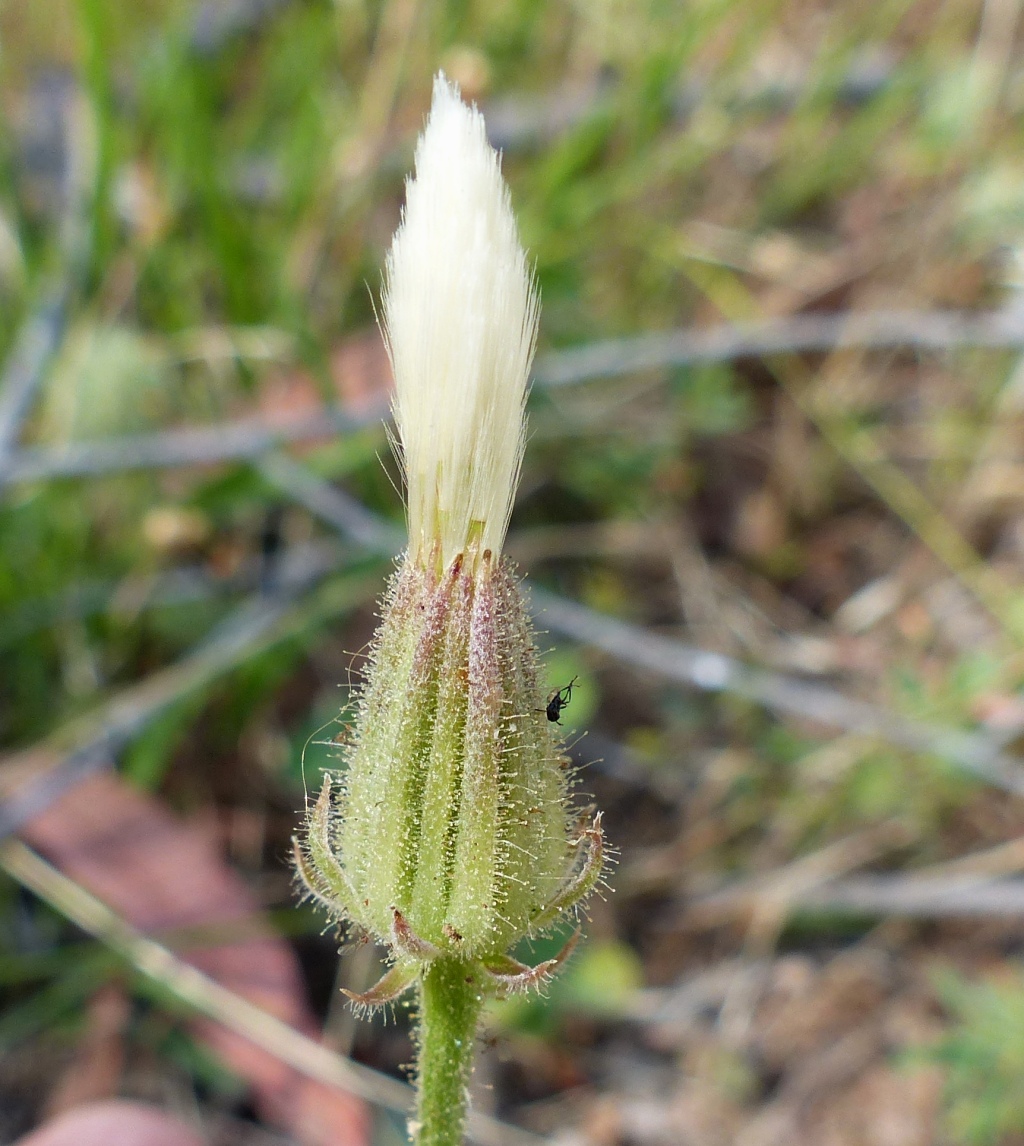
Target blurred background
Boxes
[5,0,1024,1143]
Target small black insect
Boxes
[545,676,578,724]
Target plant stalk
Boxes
[415,956,485,1146]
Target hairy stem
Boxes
[415,958,484,1146]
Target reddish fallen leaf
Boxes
[14,1100,205,1146]
[329,329,393,416]
[18,770,369,1146]
[257,366,327,429]
[43,984,130,1118]
[257,328,392,436]
[971,692,1024,733]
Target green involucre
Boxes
[327,548,578,956]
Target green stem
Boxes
[415,957,485,1146]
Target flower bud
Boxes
[295,74,603,1008]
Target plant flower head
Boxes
[296,73,603,1044]
[384,73,540,572]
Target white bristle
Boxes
[383,73,540,568]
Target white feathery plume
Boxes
[383,72,540,570]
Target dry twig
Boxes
[530,588,1024,795]
[533,306,1024,387]
[8,307,1024,484]
[0,405,381,485]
